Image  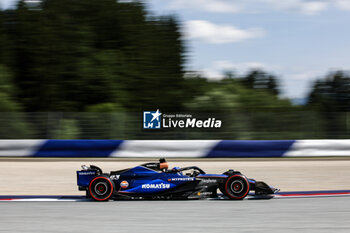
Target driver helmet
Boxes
[159,158,168,170]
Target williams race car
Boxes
[77,158,279,201]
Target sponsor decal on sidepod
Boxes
[120,181,129,189]
[168,178,195,181]
[142,183,170,189]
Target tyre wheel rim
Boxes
[95,182,108,195]
[230,180,244,194]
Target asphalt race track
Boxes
[1,196,350,233]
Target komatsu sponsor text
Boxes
[141,183,171,189]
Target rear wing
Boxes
[76,165,102,190]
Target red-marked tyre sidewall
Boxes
[224,175,250,200]
[89,176,114,201]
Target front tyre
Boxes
[89,176,114,201]
[224,175,250,200]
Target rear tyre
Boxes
[89,176,114,201]
[224,175,250,200]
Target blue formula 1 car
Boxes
[77,158,278,201]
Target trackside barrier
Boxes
[0,139,350,158]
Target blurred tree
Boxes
[308,71,350,111]
[0,0,342,140]
[4,0,186,112]
[308,71,350,138]
[184,78,297,139]
[82,103,126,139]
[53,119,80,139]
[241,69,280,95]
[0,65,19,111]
[0,65,33,138]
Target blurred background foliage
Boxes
[0,0,349,139]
